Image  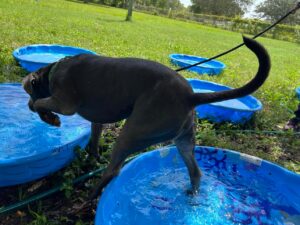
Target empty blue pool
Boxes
[187,79,262,124]
[96,146,300,225]
[170,54,226,75]
[13,45,97,72]
[0,83,90,187]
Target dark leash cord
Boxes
[175,2,300,72]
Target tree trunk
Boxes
[126,0,134,21]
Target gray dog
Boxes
[22,37,270,198]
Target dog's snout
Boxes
[28,98,35,112]
[21,76,27,88]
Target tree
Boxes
[126,0,134,21]
[168,0,185,11]
[190,0,253,17]
[255,0,300,25]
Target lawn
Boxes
[0,0,299,224]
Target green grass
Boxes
[0,0,299,224]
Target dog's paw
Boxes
[186,188,199,196]
[39,112,61,127]
[283,118,300,131]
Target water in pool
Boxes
[184,59,214,68]
[102,149,300,225]
[19,53,69,64]
[0,84,90,161]
[193,88,250,110]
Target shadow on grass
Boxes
[65,0,128,23]
[66,0,111,8]
[95,17,127,23]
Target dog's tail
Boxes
[189,36,271,106]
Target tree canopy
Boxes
[190,0,254,17]
[255,0,300,25]
[81,0,184,10]
[135,0,185,10]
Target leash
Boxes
[176,2,300,72]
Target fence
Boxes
[134,4,300,43]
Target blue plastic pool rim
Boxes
[170,54,226,69]
[296,87,300,98]
[13,44,97,64]
[0,132,90,166]
[187,78,263,112]
[0,83,91,166]
[119,145,300,181]
[96,145,300,224]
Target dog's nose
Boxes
[28,98,35,112]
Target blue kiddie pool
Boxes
[296,87,300,100]
[187,79,262,124]
[0,84,90,187]
[13,45,97,72]
[170,54,226,75]
[96,146,300,225]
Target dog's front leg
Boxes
[89,123,103,160]
[33,97,62,127]
[33,96,76,127]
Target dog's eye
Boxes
[31,79,37,87]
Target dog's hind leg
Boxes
[90,91,197,199]
[89,130,139,199]
[174,114,201,195]
[90,142,129,200]
[90,124,156,199]
[90,113,178,199]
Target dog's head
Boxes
[22,72,41,112]
[22,72,38,96]
[22,65,53,111]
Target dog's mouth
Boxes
[28,98,35,112]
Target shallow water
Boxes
[19,53,70,63]
[0,84,90,161]
[183,59,215,68]
[103,150,300,225]
[193,88,250,110]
